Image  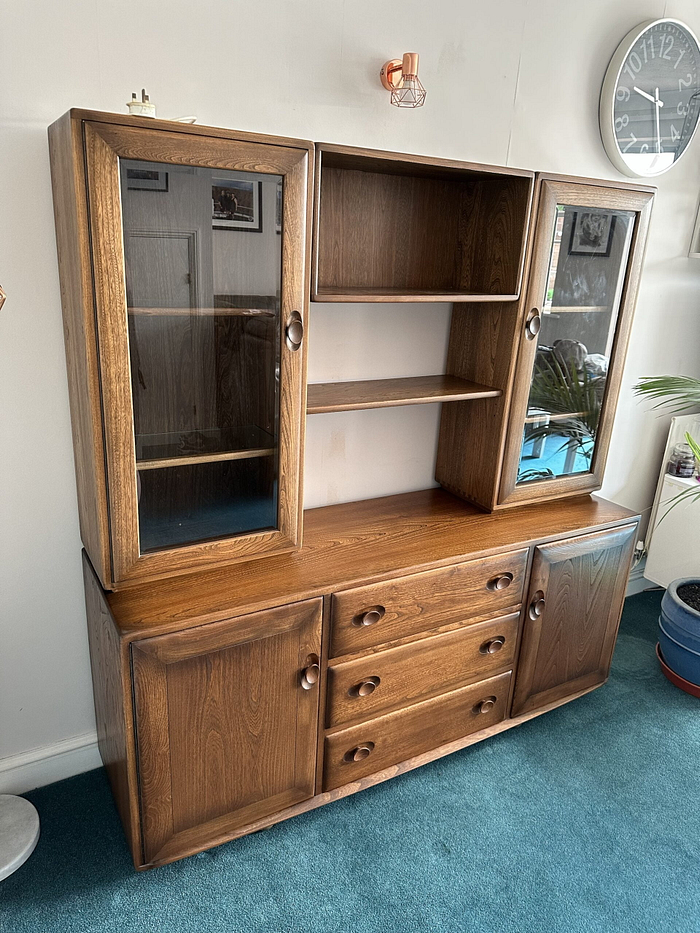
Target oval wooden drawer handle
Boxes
[487,572,514,591]
[473,696,497,715]
[345,743,374,762]
[353,606,385,627]
[349,676,380,697]
[480,636,506,655]
[300,662,320,690]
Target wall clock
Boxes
[600,19,700,176]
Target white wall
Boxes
[2,0,699,791]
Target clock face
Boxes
[602,19,700,176]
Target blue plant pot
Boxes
[659,578,700,687]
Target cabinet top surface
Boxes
[52,108,315,151]
[315,141,535,180]
[104,490,638,638]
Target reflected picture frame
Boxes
[568,211,615,257]
[126,167,169,192]
[212,179,263,232]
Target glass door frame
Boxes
[498,177,654,507]
[84,120,311,585]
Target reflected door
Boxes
[499,179,653,506]
[84,122,310,584]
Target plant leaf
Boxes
[634,376,700,413]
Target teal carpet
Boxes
[3,591,699,933]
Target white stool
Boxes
[0,795,40,881]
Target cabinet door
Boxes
[511,524,636,717]
[131,599,322,865]
[499,179,653,506]
[83,120,310,584]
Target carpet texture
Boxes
[2,591,699,933]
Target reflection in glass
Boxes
[517,204,635,485]
[119,160,283,550]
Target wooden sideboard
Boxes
[85,490,637,868]
[48,109,652,869]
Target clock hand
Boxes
[655,87,662,154]
[633,85,664,106]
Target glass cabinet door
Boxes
[500,179,653,505]
[84,122,309,583]
[121,161,283,551]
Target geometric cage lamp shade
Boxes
[380,52,426,108]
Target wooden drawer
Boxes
[326,612,519,728]
[330,549,527,656]
[323,670,511,791]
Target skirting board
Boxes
[0,732,100,795]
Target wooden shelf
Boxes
[545,306,608,314]
[307,375,501,414]
[137,447,276,471]
[128,306,276,317]
[524,410,588,424]
[314,287,519,303]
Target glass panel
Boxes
[119,159,283,551]
[516,204,635,486]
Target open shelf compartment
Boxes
[306,374,501,414]
[312,145,534,303]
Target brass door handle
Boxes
[285,311,304,350]
[353,606,385,627]
[349,676,380,697]
[0,285,6,312]
[487,573,513,591]
[529,593,546,620]
[300,662,320,690]
[480,636,506,655]
[525,308,541,339]
[345,743,374,762]
[473,696,497,714]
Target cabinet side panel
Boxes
[436,301,521,508]
[49,114,112,587]
[82,551,142,865]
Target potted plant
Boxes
[635,374,700,695]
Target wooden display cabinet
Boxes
[49,110,313,589]
[49,112,653,870]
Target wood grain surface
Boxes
[511,523,637,716]
[323,670,512,791]
[106,490,638,637]
[82,553,142,864]
[307,375,501,414]
[131,599,322,863]
[48,113,114,585]
[325,612,519,727]
[329,548,527,656]
[312,144,533,301]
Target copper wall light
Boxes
[380,52,426,108]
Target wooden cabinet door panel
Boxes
[131,598,322,864]
[83,121,311,584]
[511,524,637,716]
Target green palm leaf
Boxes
[633,375,700,413]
